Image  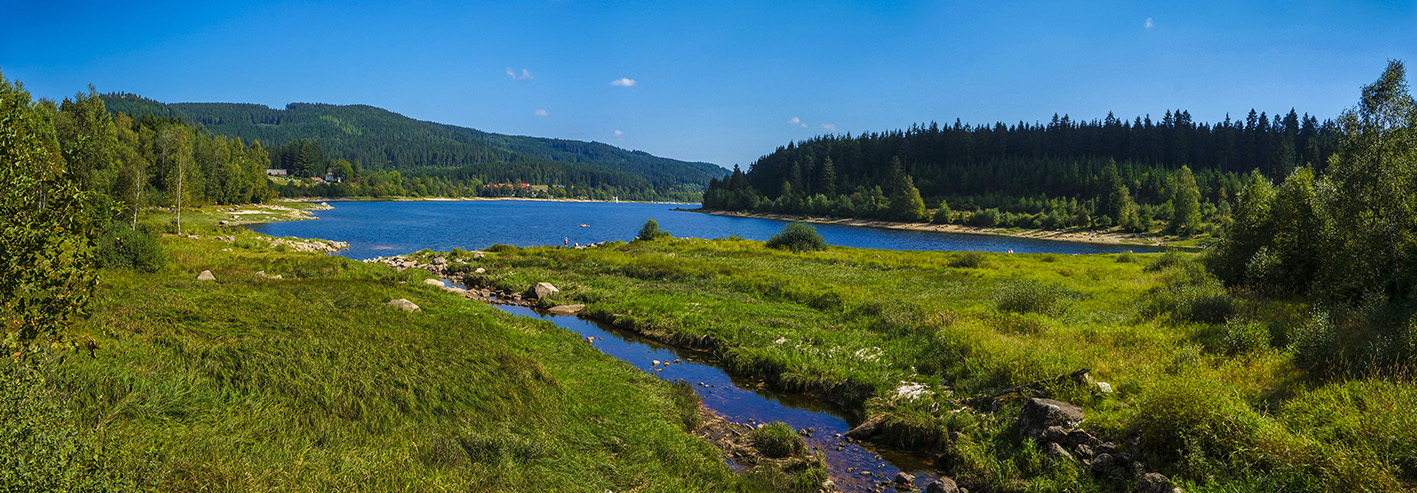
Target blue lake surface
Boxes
[248,200,1161,259]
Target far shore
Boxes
[276,196,699,206]
[688,209,1204,249]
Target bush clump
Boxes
[749,421,805,458]
[1220,319,1271,355]
[949,251,987,268]
[765,223,826,252]
[635,219,671,241]
[994,280,1082,316]
[95,224,166,272]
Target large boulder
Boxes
[527,282,560,299]
[196,270,216,281]
[385,299,421,312]
[1019,398,1085,439]
[925,477,960,493]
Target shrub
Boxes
[994,280,1081,316]
[949,251,987,268]
[1115,252,1139,263]
[1221,319,1271,355]
[765,223,826,252]
[1130,372,1257,469]
[1244,246,1283,290]
[635,219,671,241]
[95,224,166,272]
[1145,250,1190,272]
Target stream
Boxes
[492,303,941,492]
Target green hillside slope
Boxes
[100,94,727,191]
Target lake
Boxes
[247,200,1161,259]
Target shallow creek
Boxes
[492,303,942,492]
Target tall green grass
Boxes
[28,226,766,491]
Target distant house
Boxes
[265,169,288,176]
[323,172,342,183]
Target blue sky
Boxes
[2,1,1414,168]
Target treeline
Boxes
[1206,60,1417,375]
[40,85,275,228]
[705,101,1343,234]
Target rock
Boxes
[925,477,960,493]
[473,251,485,259]
[1096,381,1114,394]
[1137,472,1179,493]
[1089,453,1117,477]
[845,415,886,440]
[474,267,486,274]
[1040,425,1069,443]
[1075,443,1095,459]
[385,299,421,312]
[196,270,216,281]
[424,279,444,286]
[219,220,230,226]
[652,360,661,366]
[255,271,267,278]
[433,256,447,265]
[1019,398,1085,439]
[547,304,585,314]
[527,282,560,299]
[1043,441,1073,467]
[895,472,915,484]
[1067,429,1100,448]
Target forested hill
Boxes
[705,109,1342,234]
[99,94,727,189]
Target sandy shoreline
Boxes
[690,209,1198,249]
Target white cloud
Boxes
[613,129,624,137]
[533,109,549,117]
[788,117,808,128]
[506,67,533,80]
[821,123,839,132]
[610,78,637,87]
[1144,17,1154,28]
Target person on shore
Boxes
[564,237,569,247]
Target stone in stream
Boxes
[925,477,960,493]
[423,279,443,286]
[895,471,916,484]
[547,304,585,314]
[196,270,216,281]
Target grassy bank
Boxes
[453,237,1416,491]
[10,222,829,491]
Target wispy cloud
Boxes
[613,129,624,137]
[506,67,533,80]
[1144,17,1154,28]
[610,77,637,87]
[788,116,808,128]
[533,109,549,117]
[821,123,839,132]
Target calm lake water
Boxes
[248,200,1160,259]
